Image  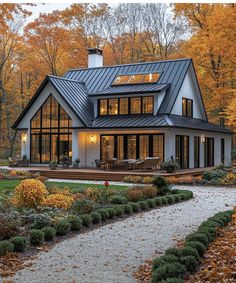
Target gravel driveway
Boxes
[9,186,236,283]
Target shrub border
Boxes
[151,209,235,283]
[0,189,193,257]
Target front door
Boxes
[175,135,189,169]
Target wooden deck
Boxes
[25,166,213,182]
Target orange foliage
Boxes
[42,193,74,210]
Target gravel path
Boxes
[9,186,236,283]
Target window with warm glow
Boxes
[119,98,128,115]
[108,98,118,115]
[130,97,141,114]
[100,99,108,116]
[112,72,160,85]
[142,96,153,114]
[182,97,193,118]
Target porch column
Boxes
[72,129,79,162]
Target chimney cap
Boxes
[88,48,103,56]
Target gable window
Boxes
[182,97,193,117]
[112,72,160,85]
[30,95,72,164]
[130,97,141,114]
[98,96,153,116]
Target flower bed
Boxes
[151,209,235,283]
[0,177,194,257]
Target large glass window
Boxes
[100,134,164,162]
[204,137,214,167]
[194,136,200,168]
[98,96,153,116]
[130,97,141,114]
[176,135,189,169]
[108,98,118,115]
[30,95,72,163]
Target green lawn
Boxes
[0,179,129,194]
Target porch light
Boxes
[201,135,205,143]
[90,135,95,144]
[22,133,27,144]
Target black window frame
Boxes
[98,96,154,116]
[30,94,72,164]
[175,135,189,169]
[194,136,200,168]
[100,133,164,162]
[182,97,193,118]
[204,137,214,167]
[221,138,225,164]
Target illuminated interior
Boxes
[112,72,160,85]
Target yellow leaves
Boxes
[84,187,101,202]
[12,178,48,208]
[41,193,74,210]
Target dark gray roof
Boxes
[95,83,169,96]
[64,58,192,115]
[90,114,232,133]
[48,76,94,126]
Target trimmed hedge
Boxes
[152,210,235,282]
[0,240,14,256]
[42,227,56,241]
[91,211,102,223]
[30,229,45,246]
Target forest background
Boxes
[0,3,235,157]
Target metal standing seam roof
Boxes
[64,58,192,115]
[91,114,232,133]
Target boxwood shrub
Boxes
[10,236,27,253]
[106,208,116,218]
[42,227,56,241]
[91,211,102,223]
[67,216,82,231]
[130,202,140,212]
[159,279,184,283]
[185,241,206,257]
[138,201,148,210]
[147,199,156,208]
[180,255,198,272]
[113,205,124,216]
[123,204,133,214]
[30,229,45,246]
[153,255,179,270]
[185,232,209,246]
[166,195,175,204]
[0,240,14,256]
[152,262,186,282]
[80,214,92,227]
[96,209,109,221]
[160,197,168,205]
[55,220,71,235]
[154,198,162,206]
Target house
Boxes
[13,48,233,169]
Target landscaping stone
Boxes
[10,186,236,283]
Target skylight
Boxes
[112,72,160,85]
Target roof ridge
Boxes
[64,58,192,74]
[48,75,85,84]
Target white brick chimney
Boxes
[88,48,103,68]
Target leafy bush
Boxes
[186,232,209,246]
[0,240,14,256]
[153,255,179,270]
[80,214,92,227]
[130,202,140,212]
[219,172,236,185]
[96,209,109,221]
[106,208,116,218]
[138,201,148,210]
[166,195,175,204]
[165,248,182,257]
[10,236,27,253]
[123,204,133,214]
[160,197,168,205]
[0,213,21,240]
[147,199,156,208]
[42,194,74,210]
[181,246,200,260]
[143,186,157,198]
[31,213,52,229]
[84,188,101,202]
[30,229,45,245]
[72,199,94,215]
[12,179,48,208]
[91,212,102,223]
[154,198,162,206]
[142,176,154,184]
[113,205,124,216]
[123,175,143,183]
[152,176,169,194]
[41,227,56,241]
[126,187,143,202]
[109,195,128,204]
[55,220,71,235]
[185,241,206,257]
[152,262,186,282]
[203,168,226,182]
[67,216,82,231]
[180,255,198,272]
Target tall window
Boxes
[204,137,214,167]
[100,134,164,162]
[30,95,72,163]
[221,138,225,164]
[98,96,153,116]
[194,136,200,168]
[182,97,193,117]
[176,135,189,169]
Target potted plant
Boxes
[72,158,80,168]
[60,155,70,169]
[161,159,178,173]
[49,160,58,170]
